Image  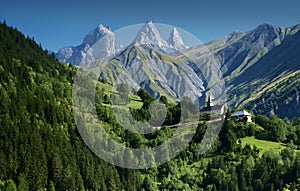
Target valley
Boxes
[1,18,300,190]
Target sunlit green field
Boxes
[97,81,143,109]
[241,136,300,156]
[129,95,143,109]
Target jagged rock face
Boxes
[56,21,195,101]
[134,20,188,53]
[167,28,186,51]
[83,25,118,60]
[134,20,169,50]
[56,21,188,65]
[83,24,112,45]
[98,44,205,102]
[56,25,119,66]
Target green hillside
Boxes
[1,22,300,191]
[96,80,143,109]
[0,22,126,190]
[241,137,288,156]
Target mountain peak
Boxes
[257,23,274,29]
[252,23,280,34]
[83,24,113,45]
[134,20,168,50]
[96,24,112,32]
[170,28,180,37]
[167,28,186,51]
[146,19,153,24]
[246,23,282,43]
[57,23,118,66]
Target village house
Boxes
[231,110,252,122]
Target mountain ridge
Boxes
[56,21,300,118]
[57,21,188,66]
[97,43,205,101]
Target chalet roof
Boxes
[231,110,251,117]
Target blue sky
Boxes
[1,0,300,52]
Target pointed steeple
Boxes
[207,93,212,107]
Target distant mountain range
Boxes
[56,21,300,119]
[56,20,187,66]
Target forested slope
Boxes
[1,22,300,191]
[0,22,125,191]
